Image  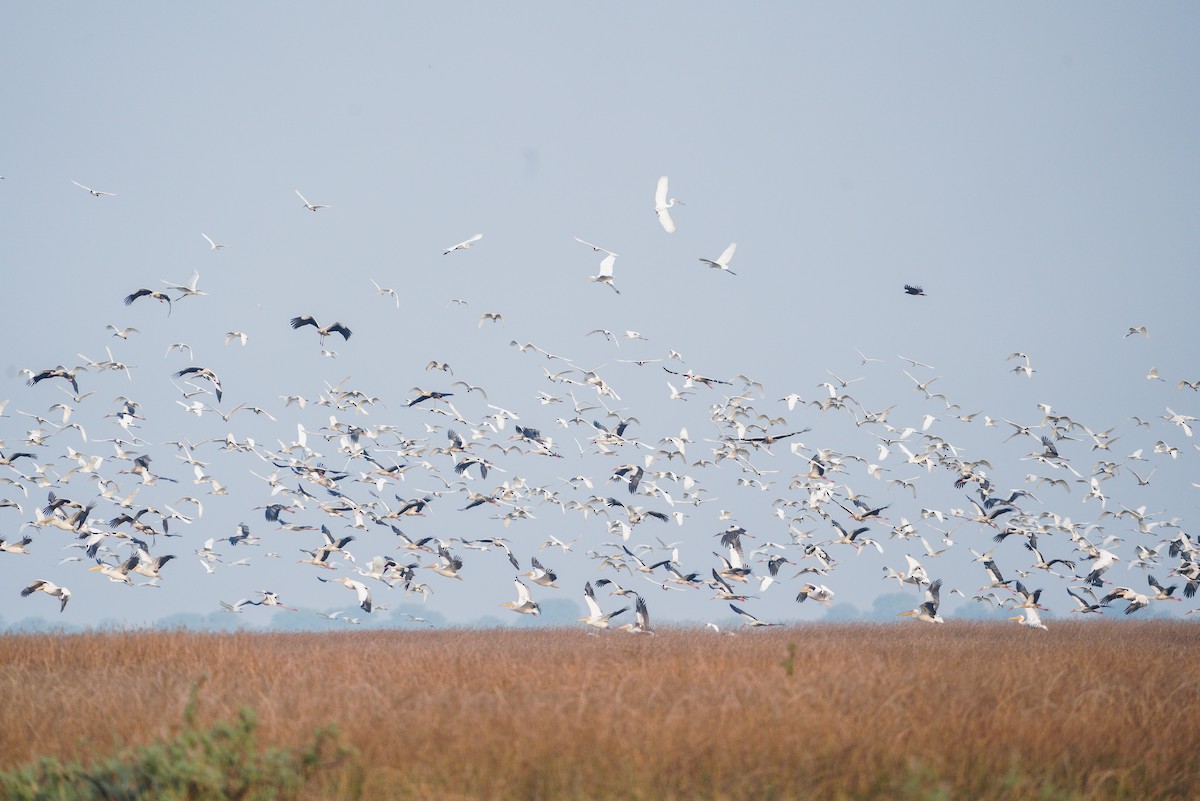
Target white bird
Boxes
[201,233,227,250]
[588,253,620,294]
[71,180,115,197]
[500,577,540,616]
[699,242,737,275]
[20,579,71,612]
[106,325,140,339]
[574,236,617,257]
[294,188,330,211]
[618,595,653,634]
[162,270,207,300]
[1008,606,1048,630]
[580,581,627,628]
[898,578,944,623]
[318,576,373,612]
[654,176,684,233]
[1163,407,1195,438]
[370,279,400,309]
[443,233,483,255]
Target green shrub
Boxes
[0,685,359,801]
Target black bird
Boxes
[903,284,925,296]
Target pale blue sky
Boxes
[3,4,1199,629]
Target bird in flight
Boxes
[903,284,925,296]
[654,176,684,233]
[124,288,173,315]
[699,243,737,275]
[202,233,227,250]
[294,188,330,211]
[21,579,72,612]
[588,253,620,294]
[443,234,483,255]
[71,180,115,197]
[289,316,352,343]
[574,236,617,257]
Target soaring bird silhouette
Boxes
[290,316,352,342]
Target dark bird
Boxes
[26,366,81,394]
[903,284,925,296]
[289,316,352,342]
[408,390,453,407]
[123,288,173,314]
[173,366,223,402]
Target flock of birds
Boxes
[4,175,1200,633]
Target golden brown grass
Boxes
[2,621,1197,800]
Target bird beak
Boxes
[896,610,913,617]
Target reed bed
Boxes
[1,621,1196,800]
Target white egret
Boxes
[71,180,115,197]
[588,253,620,294]
[699,242,737,275]
[294,188,329,211]
[654,176,684,233]
[443,233,482,255]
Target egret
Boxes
[654,176,684,233]
[443,233,482,255]
[294,188,329,211]
[71,180,115,197]
[370,279,400,309]
[587,253,620,294]
[699,243,737,275]
[201,233,227,250]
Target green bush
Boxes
[0,686,359,801]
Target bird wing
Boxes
[717,242,737,265]
[351,581,373,611]
[656,206,676,234]
[583,583,603,617]
[655,176,669,207]
[514,579,533,605]
[598,253,616,279]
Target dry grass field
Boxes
[1,621,1197,800]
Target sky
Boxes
[2,3,1200,631]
